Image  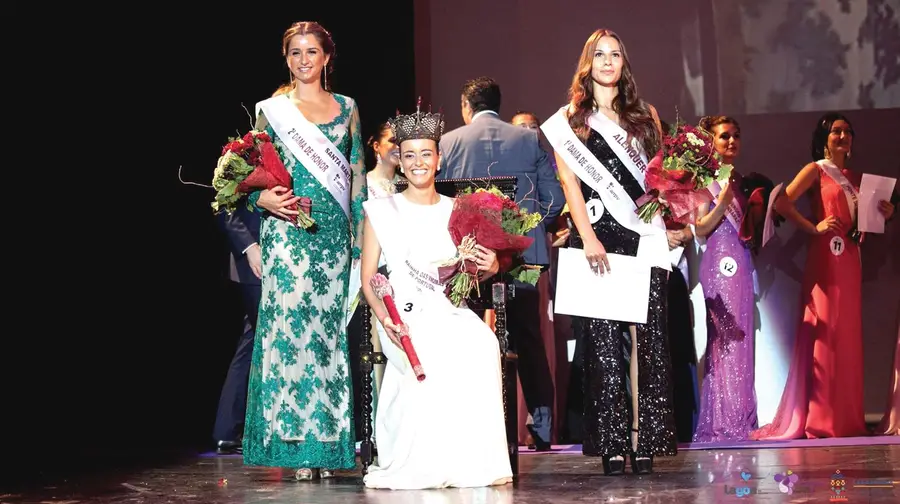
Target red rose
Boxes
[223,140,248,155]
[502,197,519,212]
[467,191,504,212]
[247,150,261,166]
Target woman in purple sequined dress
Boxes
[691,116,759,442]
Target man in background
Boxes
[212,205,262,454]
[510,111,539,130]
[439,77,565,450]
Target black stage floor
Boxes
[5,444,899,503]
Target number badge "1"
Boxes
[586,199,605,224]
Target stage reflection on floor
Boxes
[5,441,899,503]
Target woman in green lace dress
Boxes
[242,21,367,480]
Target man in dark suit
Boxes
[438,77,565,449]
[212,204,262,454]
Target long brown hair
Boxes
[567,29,660,156]
[281,21,336,91]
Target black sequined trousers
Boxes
[571,131,679,457]
[575,267,677,458]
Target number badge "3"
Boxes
[397,298,421,315]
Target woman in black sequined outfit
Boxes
[548,29,685,475]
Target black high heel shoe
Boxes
[630,428,653,475]
[602,455,625,475]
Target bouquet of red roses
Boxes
[211,130,314,228]
[438,186,543,307]
[635,121,732,225]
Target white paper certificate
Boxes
[554,248,652,324]
[858,174,896,234]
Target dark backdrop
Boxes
[7,6,415,483]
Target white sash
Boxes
[255,95,352,220]
[817,159,859,224]
[708,180,744,233]
[588,112,649,188]
[541,107,670,270]
[362,196,450,312]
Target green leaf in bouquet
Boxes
[223,179,240,195]
[213,153,250,184]
[212,175,229,192]
[500,208,520,235]
[519,210,543,235]
[716,163,732,182]
[509,265,541,286]
[663,156,679,171]
[484,186,506,199]
[211,179,243,214]
[212,195,238,214]
[231,155,255,176]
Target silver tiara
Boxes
[389,97,444,145]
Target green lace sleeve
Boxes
[246,190,263,212]
[348,98,368,259]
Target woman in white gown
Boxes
[360,105,513,490]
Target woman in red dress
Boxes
[751,112,895,440]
